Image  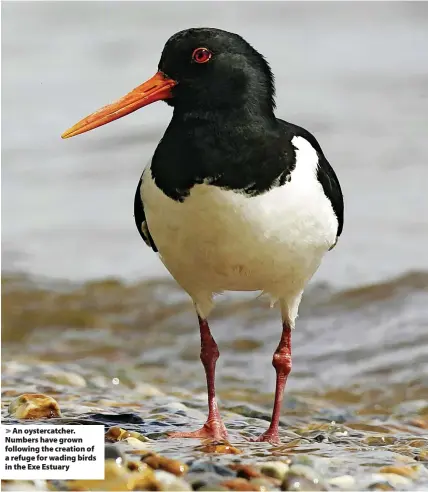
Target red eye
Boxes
[192,47,212,64]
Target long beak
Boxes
[61,71,177,139]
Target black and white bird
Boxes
[62,28,344,444]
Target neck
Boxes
[150,106,283,202]
[171,102,276,128]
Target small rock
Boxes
[288,456,314,467]
[417,449,428,461]
[229,464,261,479]
[408,439,428,448]
[197,442,241,455]
[408,417,428,429]
[46,371,86,387]
[127,461,149,473]
[190,475,225,490]
[249,477,276,491]
[221,478,260,491]
[328,475,356,489]
[260,461,289,481]
[368,483,395,491]
[69,459,159,491]
[189,461,236,477]
[155,470,192,491]
[142,452,189,476]
[104,444,126,464]
[198,486,229,492]
[282,474,326,491]
[105,426,150,443]
[125,436,150,449]
[364,436,397,446]
[379,466,417,478]
[289,464,322,483]
[89,375,110,388]
[135,382,165,396]
[105,426,129,442]
[374,473,413,487]
[8,393,61,419]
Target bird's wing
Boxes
[278,119,344,246]
[134,176,158,252]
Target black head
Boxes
[158,28,276,115]
[62,28,276,139]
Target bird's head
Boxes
[62,28,275,139]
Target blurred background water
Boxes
[3,1,428,286]
[2,3,428,488]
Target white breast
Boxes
[141,136,338,321]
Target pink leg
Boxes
[169,315,228,440]
[254,321,292,444]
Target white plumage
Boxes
[140,135,338,324]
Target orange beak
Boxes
[61,71,177,139]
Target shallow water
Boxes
[2,272,428,489]
[2,2,428,490]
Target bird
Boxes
[62,27,344,444]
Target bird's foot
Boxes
[251,430,281,444]
[168,420,228,440]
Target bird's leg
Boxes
[168,315,228,440]
[255,320,292,444]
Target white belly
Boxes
[141,136,338,319]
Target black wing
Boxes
[278,119,344,242]
[134,177,158,252]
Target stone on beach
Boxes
[8,393,61,419]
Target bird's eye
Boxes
[192,47,212,64]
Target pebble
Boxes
[142,452,189,476]
[155,470,192,491]
[364,436,397,446]
[221,478,261,491]
[134,382,165,396]
[288,455,315,467]
[368,483,395,491]
[229,464,261,479]
[417,449,428,461]
[282,473,326,491]
[46,371,86,387]
[125,436,150,449]
[260,461,289,481]
[249,477,277,490]
[68,458,159,491]
[197,442,242,454]
[407,439,428,448]
[408,417,428,429]
[189,461,236,477]
[8,393,61,419]
[189,474,227,490]
[371,473,412,487]
[104,444,126,464]
[105,426,130,441]
[198,486,229,492]
[105,426,151,446]
[379,465,417,478]
[289,464,323,483]
[328,474,356,489]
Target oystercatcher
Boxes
[62,28,344,444]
